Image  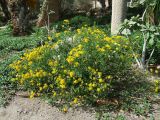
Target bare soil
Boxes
[1,92,160,120]
[0,95,96,120]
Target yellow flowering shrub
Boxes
[10,26,133,105]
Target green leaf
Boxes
[149,37,154,46]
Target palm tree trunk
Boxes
[9,0,31,36]
[111,0,128,34]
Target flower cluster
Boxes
[10,26,133,105]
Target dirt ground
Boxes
[1,93,160,120]
[0,95,96,120]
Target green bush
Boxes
[10,26,133,106]
[52,16,93,32]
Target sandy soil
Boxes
[0,95,96,120]
[1,93,160,120]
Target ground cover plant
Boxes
[0,0,160,119]
[8,20,155,117]
[0,16,158,119]
[0,25,46,106]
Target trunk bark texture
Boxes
[111,0,128,34]
[9,0,31,36]
[0,0,11,20]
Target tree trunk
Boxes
[111,0,127,35]
[9,0,31,36]
[37,0,61,27]
[0,0,11,20]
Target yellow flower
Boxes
[99,78,104,83]
[106,75,112,79]
[60,79,65,85]
[63,70,67,74]
[105,44,111,49]
[52,68,57,74]
[73,98,78,104]
[74,62,79,67]
[30,91,35,99]
[75,53,80,57]
[155,80,159,84]
[98,72,102,77]
[37,83,41,86]
[98,48,105,52]
[77,29,81,34]
[83,38,89,43]
[69,71,75,78]
[88,86,93,91]
[97,88,101,93]
[155,87,159,93]
[63,107,68,113]
[66,57,74,64]
[48,36,52,41]
[73,80,78,84]
[60,84,66,89]
[39,87,43,91]
[53,92,57,96]
[55,33,60,37]
[88,66,92,70]
[78,44,83,49]
[30,80,34,85]
[63,19,69,23]
[48,60,54,66]
[43,83,48,89]
[92,83,96,87]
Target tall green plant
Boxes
[131,0,160,24]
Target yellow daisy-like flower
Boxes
[43,83,48,89]
[48,36,52,41]
[99,78,104,83]
[30,91,35,99]
[60,84,66,89]
[69,71,75,78]
[63,19,69,23]
[88,86,93,91]
[73,98,78,104]
[60,79,65,85]
[73,80,78,84]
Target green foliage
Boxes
[0,26,46,107]
[119,15,160,65]
[52,16,111,33]
[0,27,46,60]
[130,0,160,24]
[52,16,93,32]
[96,112,126,120]
[0,54,20,107]
[10,25,133,106]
